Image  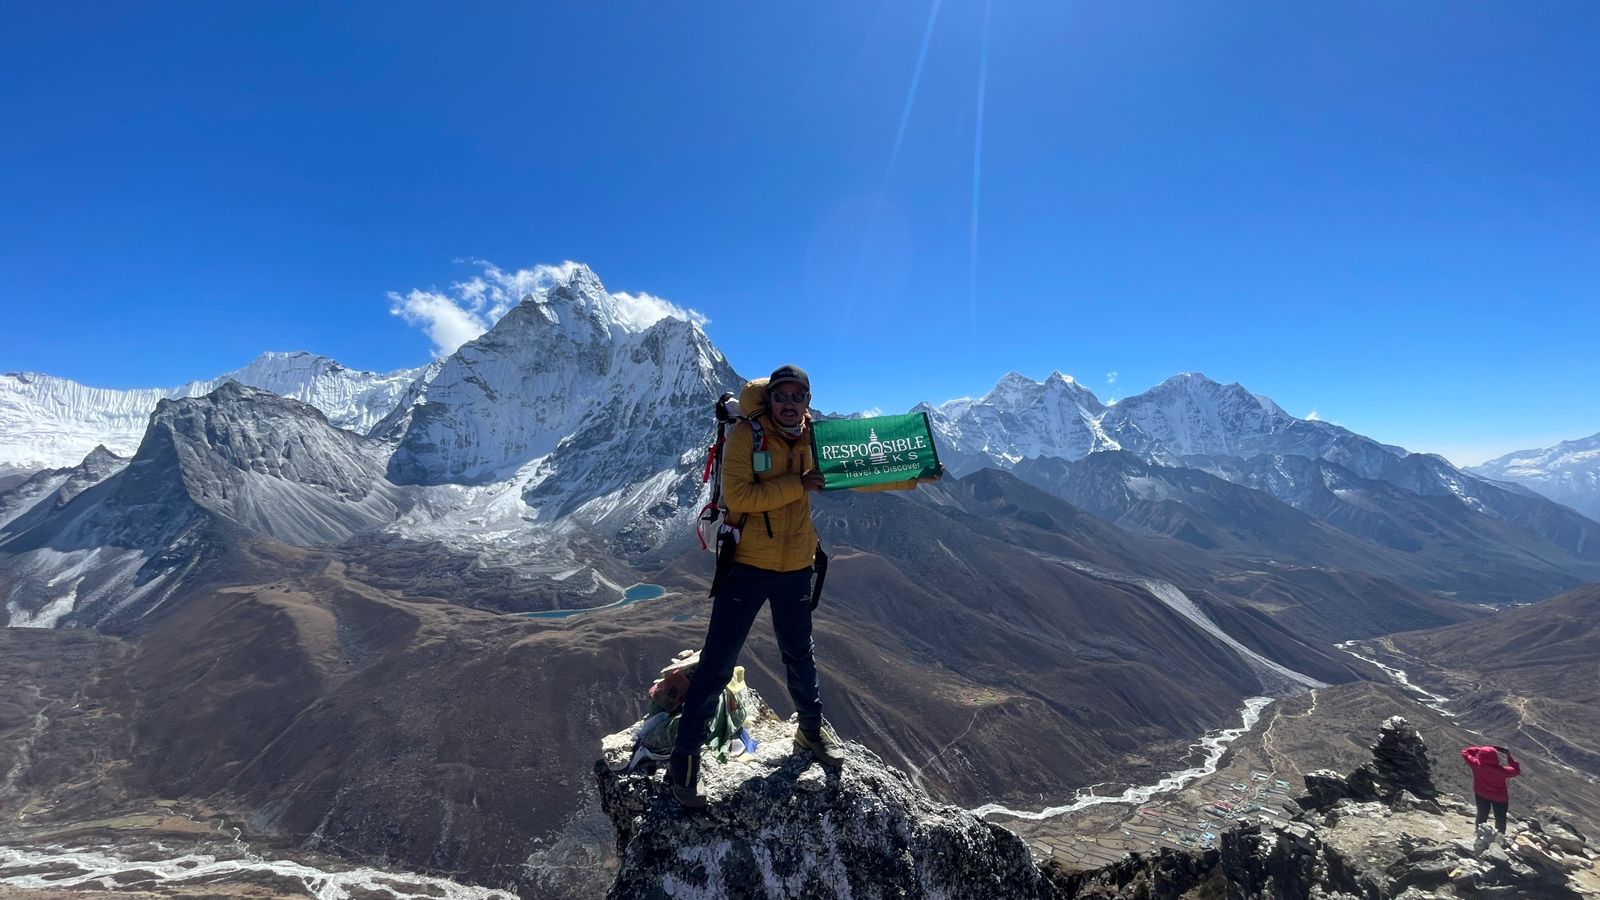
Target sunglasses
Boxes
[769,390,809,405]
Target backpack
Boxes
[696,378,769,553]
[623,651,756,772]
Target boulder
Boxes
[1300,769,1351,810]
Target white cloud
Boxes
[1305,410,1322,421]
[1106,371,1118,385]
[611,291,710,331]
[388,289,491,358]
[390,260,711,356]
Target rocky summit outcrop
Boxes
[594,692,1058,900]
[1263,717,1597,899]
[1222,802,1599,899]
[1058,716,1598,900]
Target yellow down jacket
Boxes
[721,380,915,573]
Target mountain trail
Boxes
[0,687,58,806]
[1261,689,1319,781]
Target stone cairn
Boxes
[1299,715,1438,811]
[1348,715,1439,801]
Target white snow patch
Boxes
[5,582,77,629]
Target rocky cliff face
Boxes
[0,445,128,532]
[137,381,401,546]
[598,712,1597,900]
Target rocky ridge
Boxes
[598,712,1598,899]
[0,351,426,470]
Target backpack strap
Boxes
[697,402,776,552]
[747,416,775,537]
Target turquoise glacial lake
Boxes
[524,583,667,620]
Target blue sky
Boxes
[3,2,1597,466]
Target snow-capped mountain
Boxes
[1471,431,1600,523]
[925,371,1403,478]
[0,351,428,471]
[919,372,1111,473]
[1,383,402,627]
[1107,373,1406,468]
[920,371,1600,581]
[385,264,741,565]
[1,263,740,626]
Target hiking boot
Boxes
[794,724,846,769]
[665,752,706,809]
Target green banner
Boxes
[810,412,942,491]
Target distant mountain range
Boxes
[4,262,1598,628]
[0,351,428,473]
[1470,431,1600,522]
[921,369,1402,473]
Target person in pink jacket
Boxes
[1461,745,1520,832]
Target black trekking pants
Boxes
[1475,795,1509,832]
[673,563,818,758]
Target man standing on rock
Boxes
[1461,744,1520,833]
[666,364,939,809]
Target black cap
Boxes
[768,364,809,390]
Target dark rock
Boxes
[1041,847,1218,899]
[595,711,1598,900]
[1397,835,1454,862]
[1299,769,1350,810]
[595,694,1061,899]
[1344,762,1382,801]
[1387,855,1456,890]
[1481,841,1537,880]
[1390,788,1443,815]
[1217,820,1386,900]
[1529,811,1589,856]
